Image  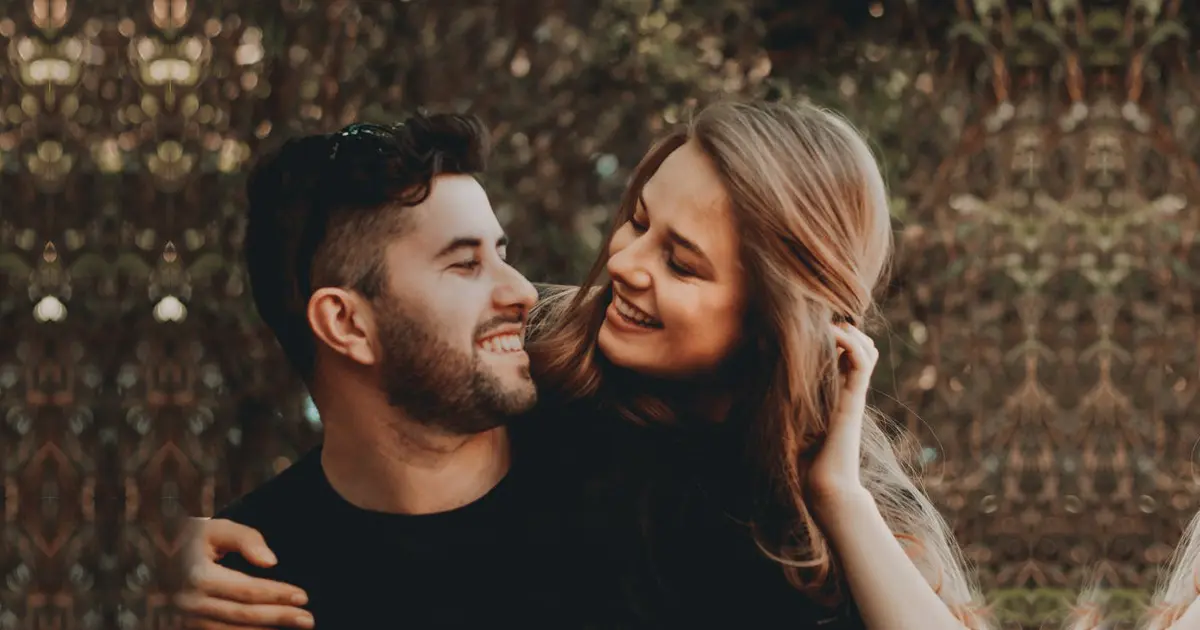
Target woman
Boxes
[178,100,989,629]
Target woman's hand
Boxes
[174,518,314,629]
[802,325,973,630]
[806,322,880,510]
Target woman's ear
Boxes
[307,288,379,367]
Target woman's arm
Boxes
[812,490,967,630]
[175,518,314,629]
[809,325,971,630]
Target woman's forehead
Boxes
[643,146,735,244]
[649,143,730,205]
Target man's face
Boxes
[374,174,539,434]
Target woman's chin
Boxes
[596,324,624,362]
[598,337,730,388]
[598,332,675,379]
[597,326,647,370]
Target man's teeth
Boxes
[616,296,660,327]
[480,333,524,353]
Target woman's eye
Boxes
[629,218,648,232]
[668,258,695,276]
[454,260,481,271]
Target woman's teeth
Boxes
[479,334,524,353]
[615,295,662,328]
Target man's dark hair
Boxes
[243,112,490,382]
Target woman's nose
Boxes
[606,246,653,290]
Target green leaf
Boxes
[946,21,993,49]
[1144,19,1189,51]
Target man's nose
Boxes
[493,262,538,313]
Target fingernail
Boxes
[291,592,308,606]
[261,549,278,565]
[295,614,314,628]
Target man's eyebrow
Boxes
[434,234,508,258]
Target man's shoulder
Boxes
[212,448,326,578]
[509,401,596,452]
[215,447,324,529]
[508,402,623,494]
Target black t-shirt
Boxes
[215,417,584,629]
[560,408,864,630]
[215,407,863,629]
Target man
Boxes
[176,115,577,629]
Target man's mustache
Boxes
[474,313,526,339]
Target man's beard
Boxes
[374,295,537,435]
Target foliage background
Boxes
[2,0,1198,628]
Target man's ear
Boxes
[307,288,379,367]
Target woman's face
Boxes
[597,140,747,379]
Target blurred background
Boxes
[2,0,1198,628]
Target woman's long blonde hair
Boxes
[1136,512,1200,628]
[527,100,990,627]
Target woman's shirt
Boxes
[540,402,864,629]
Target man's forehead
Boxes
[392,176,503,251]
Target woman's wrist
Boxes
[809,484,876,531]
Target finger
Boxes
[175,592,314,629]
[832,324,877,373]
[184,517,213,561]
[830,325,865,367]
[842,322,879,354]
[204,520,278,568]
[834,321,870,344]
[182,617,266,630]
[190,564,309,606]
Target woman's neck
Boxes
[614,368,737,425]
[677,388,735,424]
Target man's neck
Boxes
[316,389,511,515]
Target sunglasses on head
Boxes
[327,122,397,161]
